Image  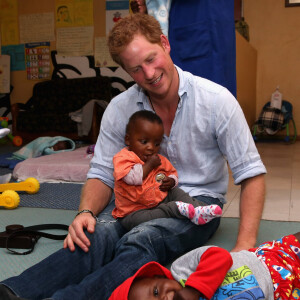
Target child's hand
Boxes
[142,154,161,179]
[173,286,203,300]
[146,154,161,169]
[159,177,175,192]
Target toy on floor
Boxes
[0,177,40,194]
[0,127,10,139]
[0,117,23,146]
[0,190,20,209]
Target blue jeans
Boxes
[2,196,222,300]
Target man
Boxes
[0,13,266,300]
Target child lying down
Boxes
[0,136,76,170]
[109,232,300,300]
[12,136,75,160]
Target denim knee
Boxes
[114,216,220,266]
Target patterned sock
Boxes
[175,201,195,219]
[192,205,223,225]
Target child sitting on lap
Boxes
[112,110,222,231]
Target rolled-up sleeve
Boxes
[214,88,267,185]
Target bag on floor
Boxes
[256,106,284,134]
[0,223,69,255]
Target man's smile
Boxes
[150,74,163,86]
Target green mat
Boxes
[0,207,75,281]
[0,207,299,281]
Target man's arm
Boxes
[231,174,265,252]
[63,178,112,252]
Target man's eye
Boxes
[153,287,159,297]
[147,57,154,63]
[132,67,140,73]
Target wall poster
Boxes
[25,42,51,80]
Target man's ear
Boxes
[125,134,130,146]
[160,34,171,53]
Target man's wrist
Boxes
[75,209,98,221]
[232,238,256,252]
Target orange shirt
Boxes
[112,147,178,219]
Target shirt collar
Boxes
[135,64,188,107]
[175,65,188,99]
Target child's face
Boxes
[53,141,69,151]
[128,276,182,300]
[125,119,164,162]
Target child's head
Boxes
[109,261,182,300]
[125,111,164,162]
[52,140,72,151]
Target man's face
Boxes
[128,276,182,300]
[119,34,176,100]
[125,119,164,162]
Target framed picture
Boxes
[285,0,300,7]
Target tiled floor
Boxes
[223,141,300,221]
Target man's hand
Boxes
[63,213,97,252]
[231,236,257,252]
[231,243,251,253]
[173,286,202,300]
[159,177,175,191]
[63,179,112,252]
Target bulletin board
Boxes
[0,0,109,104]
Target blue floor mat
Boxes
[18,182,83,210]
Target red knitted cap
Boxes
[109,261,174,300]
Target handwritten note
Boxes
[19,13,55,44]
[56,26,93,56]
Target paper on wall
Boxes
[0,55,10,93]
[55,0,94,28]
[0,0,19,46]
[94,36,118,67]
[19,13,55,44]
[106,0,129,36]
[56,26,93,56]
[1,44,25,71]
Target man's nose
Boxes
[143,65,155,79]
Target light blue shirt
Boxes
[88,66,266,203]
